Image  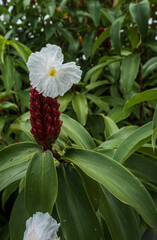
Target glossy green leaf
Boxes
[120,54,140,94]
[58,92,74,112]
[0,102,18,110]
[8,40,31,63]
[0,37,5,63]
[124,153,157,184]
[128,28,139,50]
[142,57,157,79]
[113,122,153,163]
[9,190,29,240]
[77,168,100,211]
[2,180,19,210]
[0,116,5,137]
[129,0,150,39]
[25,150,58,216]
[72,93,88,126]
[108,105,132,123]
[62,148,157,228]
[124,89,157,112]
[1,56,14,91]
[45,0,56,17]
[84,57,122,83]
[56,164,103,240]
[84,0,101,27]
[60,113,96,149]
[87,94,109,112]
[86,80,109,91]
[99,187,140,240]
[10,121,34,142]
[101,115,119,139]
[153,105,157,130]
[92,26,111,56]
[83,31,95,58]
[110,15,126,53]
[152,128,157,152]
[0,142,40,191]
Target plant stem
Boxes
[0,138,9,146]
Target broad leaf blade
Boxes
[60,113,96,149]
[56,164,103,240]
[99,188,140,240]
[72,93,88,126]
[62,148,157,228]
[25,150,58,216]
[129,0,150,39]
[120,54,140,94]
[113,122,153,163]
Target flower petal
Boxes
[23,212,60,240]
[27,44,82,98]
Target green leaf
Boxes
[1,56,14,91]
[129,0,150,39]
[153,105,157,129]
[101,115,119,139]
[2,181,19,210]
[60,113,96,149]
[83,31,95,58]
[0,142,40,191]
[86,80,109,91]
[142,57,157,79]
[84,57,122,83]
[124,89,157,112]
[58,91,74,112]
[10,121,34,142]
[113,122,153,163]
[25,150,58,216]
[152,128,157,152]
[62,148,157,228]
[87,94,109,112]
[92,26,111,56]
[72,93,88,126]
[16,89,30,108]
[110,15,126,54]
[9,190,29,240]
[84,0,101,27]
[108,105,132,123]
[56,164,103,240]
[45,0,56,17]
[128,28,139,50]
[99,188,140,240]
[0,37,6,63]
[8,40,32,63]
[120,54,140,94]
[124,153,157,184]
[0,102,18,111]
[78,168,100,211]
[0,116,5,137]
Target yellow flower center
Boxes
[48,67,57,77]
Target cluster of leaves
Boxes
[0,0,157,239]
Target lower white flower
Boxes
[23,212,60,240]
[27,44,82,98]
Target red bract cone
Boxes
[30,86,62,151]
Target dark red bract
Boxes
[30,86,62,151]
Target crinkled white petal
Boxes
[23,212,60,240]
[27,44,82,98]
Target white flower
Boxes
[27,44,82,98]
[23,212,60,240]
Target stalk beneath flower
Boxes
[30,86,62,151]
